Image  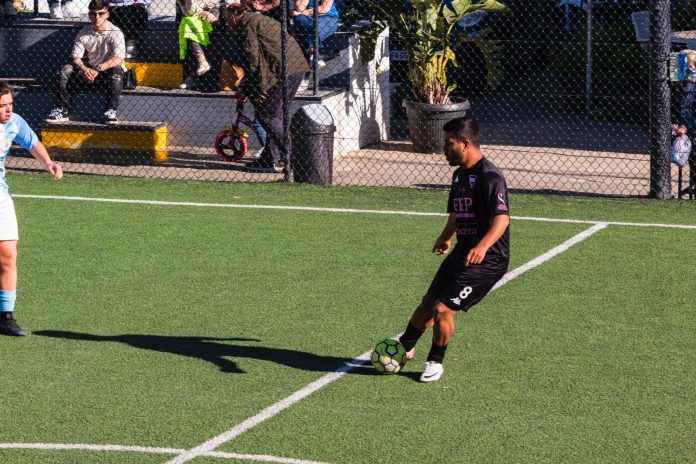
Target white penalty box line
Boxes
[12,194,696,230]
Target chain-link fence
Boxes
[1,0,694,196]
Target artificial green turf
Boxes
[0,450,167,464]
[1,173,695,463]
[221,225,696,464]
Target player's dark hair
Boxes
[0,80,11,97]
[88,0,108,11]
[442,117,480,147]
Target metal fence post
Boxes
[649,0,672,199]
[282,0,291,182]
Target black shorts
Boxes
[427,255,507,312]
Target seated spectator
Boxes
[291,0,338,67]
[177,0,220,89]
[48,0,81,19]
[107,0,150,59]
[45,0,125,125]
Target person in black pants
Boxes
[45,0,126,125]
[226,0,309,173]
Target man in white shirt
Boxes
[45,0,126,124]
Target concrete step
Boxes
[41,119,168,162]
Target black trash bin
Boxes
[291,104,335,186]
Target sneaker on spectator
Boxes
[125,40,138,59]
[249,147,264,160]
[419,361,444,383]
[309,54,326,69]
[45,107,69,123]
[246,159,281,173]
[103,108,118,124]
[179,76,197,90]
[196,61,211,76]
[62,0,79,18]
[49,2,63,18]
[0,312,26,337]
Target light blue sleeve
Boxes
[12,114,39,151]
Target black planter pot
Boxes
[403,100,471,153]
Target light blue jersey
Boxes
[0,113,38,197]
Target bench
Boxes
[40,120,168,163]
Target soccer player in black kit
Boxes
[399,117,510,382]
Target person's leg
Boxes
[255,94,283,167]
[252,117,267,147]
[316,15,338,46]
[57,63,77,114]
[0,196,23,337]
[292,14,314,56]
[0,241,17,294]
[100,66,124,112]
[427,301,457,361]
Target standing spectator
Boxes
[177,0,220,88]
[291,0,338,67]
[397,117,510,382]
[227,0,309,173]
[108,0,150,59]
[48,0,80,19]
[0,81,63,337]
[45,0,126,125]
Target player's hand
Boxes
[82,68,98,82]
[46,162,63,181]
[465,245,487,266]
[432,238,451,256]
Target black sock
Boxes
[399,322,424,352]
[426,343,448,363]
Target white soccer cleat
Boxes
[405,346,416,361]
[419,361,444,383]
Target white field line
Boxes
[166,223,608,464]
[12,194,696,229]
[0,443,330,464]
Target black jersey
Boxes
[447,157,510,264]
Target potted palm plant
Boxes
[346,0,508,152]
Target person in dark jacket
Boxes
[227,0,310,173]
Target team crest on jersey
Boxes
[469,175,477,188]
[497,192,509,212]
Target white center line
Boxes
[166,223,609,464]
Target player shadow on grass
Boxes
[34,330,375,375]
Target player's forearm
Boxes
[28,143,55,169]
[438,213,457,240]
[477,214,509,250]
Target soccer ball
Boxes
[371,338,406,374]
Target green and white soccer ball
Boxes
[371,338,406,374]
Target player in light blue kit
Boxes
[0,81,63,336]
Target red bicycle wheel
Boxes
[215,129,247,162]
